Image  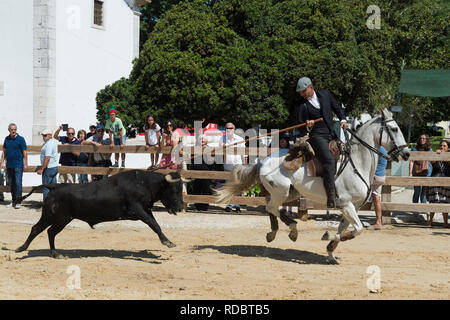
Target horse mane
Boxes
[355,114,382,134]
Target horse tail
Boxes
[216,163,261,204]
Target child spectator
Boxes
[144,115,161,169]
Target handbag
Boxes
[414,160,429,176]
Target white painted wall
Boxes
[0,0,140,188]
[55,0,136,133]
[0,0,34,141]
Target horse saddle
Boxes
[283,138,344,175]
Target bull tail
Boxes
[13,184,59,205]
[216,163,261,204]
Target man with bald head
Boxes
[0,123,28,208]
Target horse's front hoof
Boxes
[321,231,330,241]
[288,229,298,242]
[266,232,276,242]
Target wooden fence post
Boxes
[381,161,392,224]
[182,161,188,212]
[298,195,309,221]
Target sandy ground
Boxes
[0,188,448,300]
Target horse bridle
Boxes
[345,115,407,162]
[378,117,408,161]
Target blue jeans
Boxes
[6,167,23,202]
[42,166,58,201]
[77,163,89,184]
[413,186,427,203]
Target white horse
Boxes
[217,109,410,264]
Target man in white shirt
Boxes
[220,122,246,212]
[37,129,59,201]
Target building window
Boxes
[93,0,104,28]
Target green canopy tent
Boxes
[397,69,450,143]
[398,69,450,97]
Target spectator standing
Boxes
[220,122,246,213]
[144,115,161,169]
[76,129,89,183]
[82,124,112,181]
[0,123,28,208]
[278,135,293,216]
[159,120,180,170]
[37,129,59,201]
[54,125,80,183]
[86,124,97,139]
[190,134,213,211]
[426,139,450,228]
[409,134,433,203]
[105,107,126,168]
[368,146,388,230]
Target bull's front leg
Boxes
[132,204,176,248]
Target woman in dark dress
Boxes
[426,140,450,227]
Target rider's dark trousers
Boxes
[308,133,336,201]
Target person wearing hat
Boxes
[82,123,112,181]
[293,77,348,209]
[86,124,97,139]
[105,107,126,168]
[37,128,59,201]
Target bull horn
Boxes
[165,175,181,183]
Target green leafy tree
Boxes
[97,0,448,136]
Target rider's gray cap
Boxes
[296,77,312,92]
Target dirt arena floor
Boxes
[0,190,448,300]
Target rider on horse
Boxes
[288,77,349,209]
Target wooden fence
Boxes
[1,145,449,224]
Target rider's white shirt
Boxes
[308,91,321,109]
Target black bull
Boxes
[14,170,185,258]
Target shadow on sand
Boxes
[194,244,329,265]
[10,248,166,263]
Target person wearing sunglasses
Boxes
[219,122,246,213]
[53,125,80,183]
[82,124,112,181]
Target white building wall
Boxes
[55,0,136,133]
[0,0,34,141]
